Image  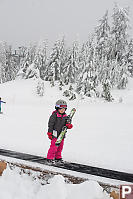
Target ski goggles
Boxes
[56,104,67,109]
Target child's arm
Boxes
[48,113,56,133]
[1,101,6,104]
[47,113,57,140]
[65,115,73,129]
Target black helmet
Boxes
[55,99,67,109]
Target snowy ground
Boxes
[0,78,133,197]
[0,78,133,173]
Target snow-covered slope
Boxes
[0,78,133,173]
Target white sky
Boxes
[0,0,132,48]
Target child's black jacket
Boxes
[48,110,68,138]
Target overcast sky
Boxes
[0,0,132,48]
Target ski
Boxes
[55,108,76,146]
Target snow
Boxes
[0,166,110,199]
[0,78,133,172]
[0,78,133,196]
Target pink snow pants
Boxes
[47,138,64,160]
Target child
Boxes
[0,97,6,113]
[47,99,73,162]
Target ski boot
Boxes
[55,158,64,164]
[46,159,55,165]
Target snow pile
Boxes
[0,167,110,199]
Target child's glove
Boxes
[47,132,53,140]
[66,123,73,129]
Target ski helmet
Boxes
[55,99,67,109]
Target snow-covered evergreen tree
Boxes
[0,42,8,83]
[78,40,91,82]
[17,44,37,79]
[94,11,115,88]
[95,10,110,60]
[0,43,22,83]
[63,84,76,100]
[63,41,79,84]
[127,39,133,76]
[102,80,113,101]
[34,40,48,80]
[111,4,129,88]
[76,37,98,97]
[10,54,20,80]
[0,42,13,83]
[47,37,66,82]
[36,78,45,96]
[111,4,129,61]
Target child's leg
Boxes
[55,139,64,159]
[47,138,58,160]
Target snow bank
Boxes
[0,167,110,199]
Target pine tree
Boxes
[0,43,22,83]
[95,10,110,60]
[34,40,48,80]
[10,54,20,80]
[111,4,129,61]
[76,37,97,97]
[78,40,90,83]
[17,44,37,79]
[0,42,11,83]
[127,39,133,76]
[111,4,129,88]
[36,78,45,96]
[94,11,114,88]
[63,41,79,84]
[102,80,113,101]
[47,37,66,82]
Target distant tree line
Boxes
[0,4,133,101]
